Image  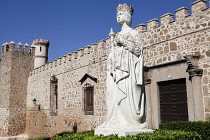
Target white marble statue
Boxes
[98,3,147,131]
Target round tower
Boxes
[32,39,50,68]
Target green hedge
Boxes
[51,130,201,140]
[135,130,201,140]
[159,121,210,140]
[29,138,50,140]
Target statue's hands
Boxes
[114,36,127,48]
[134,47,141,56]
[115,38,140,56]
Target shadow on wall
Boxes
[51,121,78,137]
[73,121,78,133]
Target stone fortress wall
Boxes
[0,42,34,136]
[26,0,210,138]
[136,0,210,123]
[26,40,109,138]
[0,0,210,139]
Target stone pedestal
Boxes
[94,128,154,136]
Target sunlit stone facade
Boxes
[0,0,210,139]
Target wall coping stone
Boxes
[191,0,207,6]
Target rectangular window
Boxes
[50,76,58,116]
[5,45,9,52]
[84,87,94,115]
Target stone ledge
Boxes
[94,128,154,136]
[0,134,29,140]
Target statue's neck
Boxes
[121,22,131,34]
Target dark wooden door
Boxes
[84,87,94,114]
[158,78,188,123]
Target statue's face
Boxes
[117,11,132,26]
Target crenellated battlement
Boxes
[160,13,173,26]
[30,0,210,76]
[134,0,210,51]
[32,39,50,47]
[28,0,210,77]
[191,0,207,13]
[146,19,159,31]
[1,41,35,54]
[30,39,107,76]
[135,0,208,32]
[175,7,189,20]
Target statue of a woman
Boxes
[98,3,147,130]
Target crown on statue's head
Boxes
[117,3,134,15]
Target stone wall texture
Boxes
[26,40,109,138]
[138,0,210,122]
[0,0,210,139]
[0,46,34,136]
[26,0,210,138]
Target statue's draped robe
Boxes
[99,30,147,129]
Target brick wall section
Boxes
[0,47,34,136]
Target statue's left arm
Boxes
[132,31,144,85]
[123,30,142,57]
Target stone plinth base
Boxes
[0,134,29,140]
[94,128,154,136]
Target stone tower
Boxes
[0,41,35,137]
[31,39,50,68]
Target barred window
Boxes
[79,74,97,115]
[84,86,94,115]
[50,76,58,116]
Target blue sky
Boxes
[0,0,201,62]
